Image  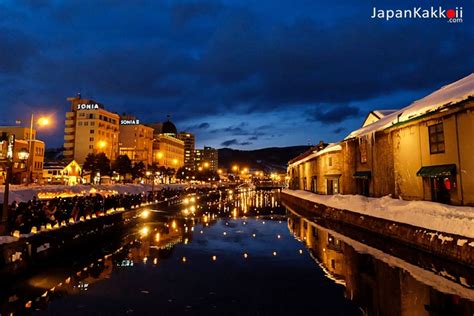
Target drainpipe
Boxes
[418,124,424,200]
[455,113,464,205]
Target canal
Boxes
[1,190,473,315]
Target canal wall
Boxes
[281,192,474,267]
[0,200,171,279]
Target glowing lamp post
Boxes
[1,137,30,234]
[26,114,52,185]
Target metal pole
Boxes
[27,113,34,185]
[2,163,12,223]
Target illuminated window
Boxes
[429,123,445,154]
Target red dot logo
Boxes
[447,9,456,19]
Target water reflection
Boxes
[287,207,474,315]
[1,190,297,315]
[3,189,471,315]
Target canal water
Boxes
[1,190,473,315]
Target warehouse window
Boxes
[360,140,367,163]
[429,123,445,154]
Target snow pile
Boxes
[346,73,474,139]
[283,190,474,238]
[0,236,18,245]
[0,183,211,204]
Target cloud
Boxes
[0,27,38,73]
[220,139,253,147]
[0,0,472,148]
[187,122,210,130]
[220,139,239,147]
[171,1,222,27]
[307,105,360,124]
[332,127,346,134]
[198,122,210,129]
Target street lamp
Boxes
[98,140,107,149]
[26,114,52,185]
[1,139,29,234]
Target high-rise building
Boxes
[63,95,120,164]
[195,146,218,172]
[0,126,45,184]
[177,132,195,171]
[119,115,154,166]
[149,118,184,170]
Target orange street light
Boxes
[25,114,54,185]
[98,140,107,149]
[37,116,51,127]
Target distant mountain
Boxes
[218,146,310,172]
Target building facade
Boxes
[177,132,195,171]
[119,116,154,166]
[0,127,45,184]
[288,142,342,195]
[195,146,218,172]
[152,134,184,169]
[43,160,82,185]
[148,118,185,170]
[63,95,120,165]
[288,73,474,206]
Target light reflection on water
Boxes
[1,190,472,315]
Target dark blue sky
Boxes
[1,0,473,149]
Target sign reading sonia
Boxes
[120,119,140,125]
[76,104,100,110]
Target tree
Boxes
[176,167,195,180]
[83,153,97,175]
[149,163,160,174]
[82,153,111,183]
[96,153,111,177]
[112,155,132,181]
[196,169,220,182]
[132,161,146,180]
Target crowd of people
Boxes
[6,187,212,235]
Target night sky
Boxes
[1,0,473,149]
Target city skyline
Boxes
[1,0,472,150]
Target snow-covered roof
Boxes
[288,143,341,167]
[315,143,342,157]
[288,150,318,167]
[372,109,398,118]
[346,73,474,140]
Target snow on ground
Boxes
[0,183,211,204]
[0,236,18,245]
[283,189,474,239]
